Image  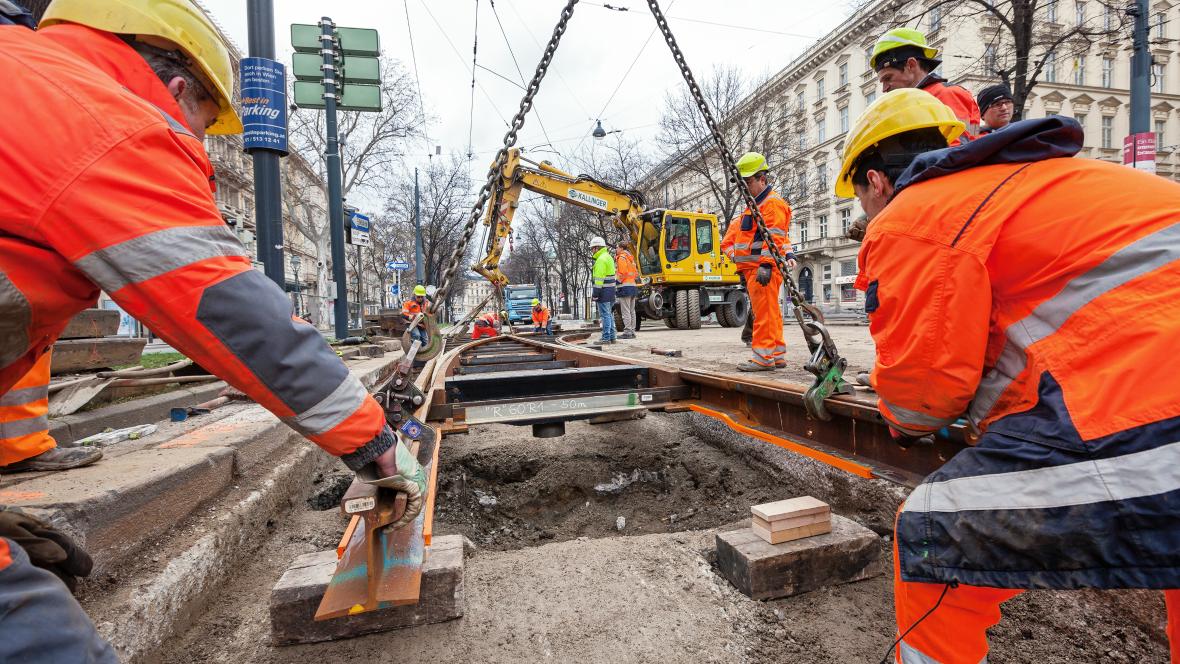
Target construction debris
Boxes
[649,347,683,357]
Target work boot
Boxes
[619,331,636,339]
[774,360,787,368]
[0,446,102,473]
[736,361,775,372]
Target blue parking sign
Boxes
[240,57,288,153]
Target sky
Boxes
[201,0,857,185]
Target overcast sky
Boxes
[202,0,855,180]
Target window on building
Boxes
[818,215,829,239]
[1154,63,1166,93]
[799,221,809,244]
[1157,118,1167,146]
[1102,57,1113,87]
[839,209,852,235]
[839,62,848,87]
[1104,3,1114,29]
[798,133,808,151]
[816,78,827,100]
[822,262,832,279]
[1155,12,1166,39]
[1047,0,1058,23]
[823,284,832,302]
[839,106,849,133]
[841,284,857,302]
[985,45,997,72]
[929,5,942,31]
[1045,50,1057,83]
[1074,112,1087,131]
[866,89,877,105]
[840,259,857,276]
[1074,54,1086,85]
[817,116,826,143]
[1075,1,1086,26]
[865,45,874,69]
[1101,115,1113,148]
[816,165,828,190]
[797,91,806,110]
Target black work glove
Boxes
[755,264,773,287]
[0,506,92,593]
[888,427,935,449]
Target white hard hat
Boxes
[589,236,607,249]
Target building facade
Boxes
[643,0,1178,315]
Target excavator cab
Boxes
[637,209,735,285]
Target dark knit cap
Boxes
[976,84,1013,114]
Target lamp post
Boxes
[290,253,302,318]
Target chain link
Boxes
[645,0,833,349]
[435,0,579,305]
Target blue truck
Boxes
[504,284,540,325]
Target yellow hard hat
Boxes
[531,298,540,306]
[834,88,963,199]
[736,152,769,178]
[413,285,427,296]
[41,0,244,135]
[870,28,940,71]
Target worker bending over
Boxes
[615,240,639,339]
[836,87,1180,663]
[871,28,979,142]
[471,311,501,340]
[590,236,617,344]
[530,298,552,335]
[0,2,425,659]
[720,152,795,372]
[401,285,431,347]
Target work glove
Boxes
[888,427,935,449]
[358,425,428,529]
[846,214,869,242]
[0,506,92,593]
[755,264,773,287]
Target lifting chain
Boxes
[645,0,851,419]
[434,0,579,306]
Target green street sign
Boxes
[335,27,380,56]
[293,81,382,112]
[290,24,322,54]
[293,54,379,84]
[291,24,379,57]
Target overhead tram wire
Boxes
[505,0,594,120]
[489,0,559,160]
[402,0,434,159]
[579,0,823,39]
[468,0,481,159]
[572,0,677,156]
[417,0,510,129]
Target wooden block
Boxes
[51,337,146,374]
[751,496,829,523]
[59,309,120,339]
[752,519,832,545]
[715,514,884,600]
[355,344,385,358]
[752,511,830,533]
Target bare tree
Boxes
[903,0,1130,119]
[654,65,807,222]
[281,155,332,324]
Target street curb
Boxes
[49,382,227,445]
[89,442,337,664]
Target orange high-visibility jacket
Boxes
[858,120,1180,441]
[721,187,793,272]
[531,304,550,327]
[402,297,427,317]
[616,250,639,286]
[0,25,386,467]
[918,73,981,143]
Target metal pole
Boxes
[414,168,425,285]
[356,243,363,326]
[1130,0,1151,134]
[247,0,285,287]
[322,17,349,340]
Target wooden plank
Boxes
[751,496,830,522]
[751,519,833,545]
[51,338,146,374]
[752,512,830,533]
[59,308,120,339]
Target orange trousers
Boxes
[742,269,785,367]
[471,326,498,340]
[0,351,56,466]
[893,530,1180,663]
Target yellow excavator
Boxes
[472,148,749,330]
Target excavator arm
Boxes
[472,148,646,288]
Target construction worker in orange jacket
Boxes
[720,152,796,371]
[615,241,639,339]
[402,284,431,346]
[471,311,501,339]
[0,3,427,658]
[530,298,552,335]
[870,28,980,143]
[836,87,1180,663]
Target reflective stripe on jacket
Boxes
[402,298,426,317]
[918,73,981,143]
[858,117,1180,589]
[0,25,386,466]
[592,247,617,302]
[720,187,793,272]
